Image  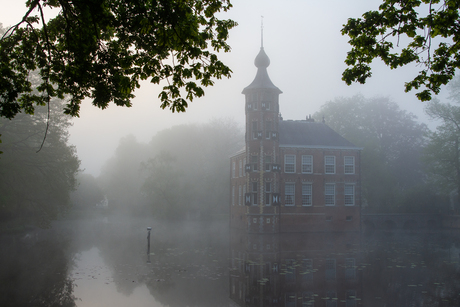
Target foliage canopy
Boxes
[99,119,243,219]
[0,98,80,228]
[342,0,460,101]
[316,95,430,212]
[424,77,460,209]
[0,0,236,119]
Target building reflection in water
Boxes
[229,231,361,307]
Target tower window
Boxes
[265,121,272,139]
[265,182,272,192]
[239,185,242,206]
[264,156,272,171]
[251,155,258,171]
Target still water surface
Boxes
[1,216,460,306]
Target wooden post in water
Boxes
[147,227,152,259]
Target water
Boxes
[1,216,460,306]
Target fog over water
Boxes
[2,1,460,306]
[2,217,460,306]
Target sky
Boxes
[0,0,447,176]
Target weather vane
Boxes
[261,16,264,48]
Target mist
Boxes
[58,0,445,176]
[2,0,460,306]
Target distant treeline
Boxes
[72,119,244,219]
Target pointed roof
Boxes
[242,47,282,94]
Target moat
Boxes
[1,215,460,306]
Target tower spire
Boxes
[261,16,264,48]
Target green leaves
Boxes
[0,97,80,227]
[423,93,460,198]
[0,0,236,119]
[342,0,460,101]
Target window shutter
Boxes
[245,164,252,173]
[245,193,252,206]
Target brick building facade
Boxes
[230,46,361,233]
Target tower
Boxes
[230,34,361,233]
[241,45,282,233]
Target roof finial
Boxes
[261,16,264,48]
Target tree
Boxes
[99,119,243,219]
[70,173,105,209]
[0,0,236,120]
[316,95,429,211]
[342,0,460,101]
[141,151,184,219]
[98,134,150,213]
[0,99,80,228]
[145,119,243,218]
[424,82,460,210]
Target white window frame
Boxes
[265,182,272,193]
[344,156,355,174]
[265,121,272,139]
[325,183,335,206]
[238,185,242,206]
[284,155,296,173]
[344,184,355,206]
[264,155,272,172]
[232,161,236,178]
[239,160,243,177]
[251,155,258,171]
[252,182,258,206]
[325,156,335,174]
[301,155,313,173]
[285,183,295,206]
[302,183,312,206]
[232,186,235,206]
[265,182,271,206]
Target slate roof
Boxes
[278,120,359,149]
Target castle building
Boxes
[230,46,361,233]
